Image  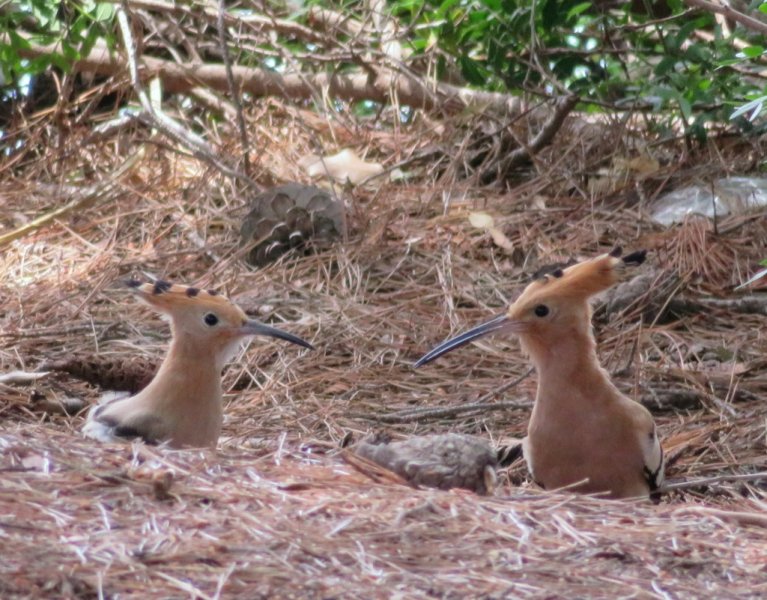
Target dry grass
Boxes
[1,106,767,598]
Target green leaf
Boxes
[94,3,115,21]
[81,29,99,57]
[654,56,677,77]
[435,0,461,19]
[674,92,692,122]
[673,21,700,51]
[740,46,765,58]
[760,2,767,15]
[8,30,32,52]
[58,41,79,63]
[677,94,692,121]
[27,55,53,74]
[685,43,712,63]
[717,57,746,67]
[566,2,592,21]
[458,55,487,86]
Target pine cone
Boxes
[354,432,499,495]
[240,183,345,266]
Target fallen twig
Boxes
[660,471,767,493]
[357,368,534,423]
[6,34,529,115]
[492,93,579,178]
[217,0,251,177]
[0,151,142,248]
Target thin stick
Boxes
[0,151,142,248]
[496,94,579,176]
[116,2,258,191]
[358,368,533,423]
[659,471,767,493]
[683,0,767,36]
[217,0,251,176]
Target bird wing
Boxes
[82,399,165,444]
[641,424,665,491]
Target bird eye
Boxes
[534,304,549,317]
[203,313,219,326]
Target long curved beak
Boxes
[414,312,514,367]
[240,319,314,350]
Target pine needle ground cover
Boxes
[1,109,766,598]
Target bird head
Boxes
[125,279,313,363]
[415,248,646,367]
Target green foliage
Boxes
[0,1,116,83]
[3,0,767,137]
[728,1,767,124]
[314,0,767,135]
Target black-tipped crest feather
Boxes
[621,249,647,266]
[153,280,172,294]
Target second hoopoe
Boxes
[416,248,664,499]
[83,279,313,448]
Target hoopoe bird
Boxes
[83,279,313,448]
[415,248,664,499]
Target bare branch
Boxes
[683,0,767,36]
[115,3,258,189]
[109,0,330,46]
[8,34,528,116]
[217,0,251,176]
[500,93,580,172]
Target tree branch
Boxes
[109,0,330,46]
[496,93,580,174]
[683,0,767,36]
[114,4,258,189]
[7,34,529,115]
[216,0,251,176]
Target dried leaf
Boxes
[0,370,49,384]
[468,211,494,229]
[468,212,512,251]
[625,155,660,176]
[488,227,513,251]
[21,453,48,471]
[301,149,383,185]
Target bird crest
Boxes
[125,278,248,323]
[516,247,646,306]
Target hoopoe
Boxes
[415,248,664,499]
[83,279,313,448]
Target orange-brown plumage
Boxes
[83,279,313,448]
[416,248,664,499]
